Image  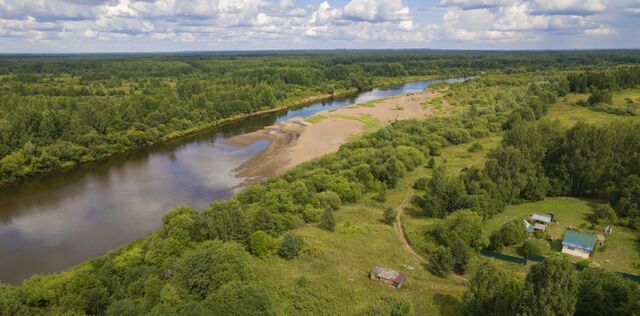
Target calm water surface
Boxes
[0,77,465,284]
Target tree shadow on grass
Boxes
[550,239,563,252]
[432,293,463,316]
[404,205,423,217]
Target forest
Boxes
[2,50,640,186]
[0,52,639,315]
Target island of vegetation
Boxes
[0,51,639,315]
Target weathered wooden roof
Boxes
[371,266,406,284]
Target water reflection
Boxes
[0,77,465,284]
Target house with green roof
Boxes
[561,230,597,259]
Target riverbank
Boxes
[0,75,436,188]
[229,86,449,185]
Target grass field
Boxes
[547,88,640,126]
[248,186,467,315]
[485,197,640,274]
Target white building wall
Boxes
[561,245,590,259]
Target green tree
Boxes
[520,238,548,257]
[463,261,522,316]
[176,241,252,299]
[450,238,471,275]
[319,209,336,232]
[518,258,579,316]
[382,207,397,225]
[576,268,640,316]
[317,191,342,210]
[199,282,275,316]
[426,157,436,169]
[429,246,454,277]
[430,210,485,250]
[489,219,527,250]
[278,234,304,259]
[248,231,278,258]
[589,204,618,225]
[588,88,613,105]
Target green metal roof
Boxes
[562,230,597,252]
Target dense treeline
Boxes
[568,66,640,93]
[463,259,640,316]
[2,51,640,185]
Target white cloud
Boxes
[343,0,412,22]
[0,0,637,51]
[439,0,513,10]
[531,0,607,16]
[585,24,616,35]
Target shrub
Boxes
[317,191,341,210]
[278,234,304,259]
[467,143,484,153]
[429,246,454,277]
[489,219,527,251]
[520,238,548,257]
[302,206,323,223]
[249,231,278,258]
[319,209,336,232]
[413,177,429,190]
[589,204,618,225]
[383,207,397,225]
[426,157,436,169]
[450,238,471,275]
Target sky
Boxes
[0,0,639,53]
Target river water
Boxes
[0,77,465,284]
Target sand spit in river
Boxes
[226,88,446,185]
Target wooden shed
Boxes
[370,266,406,289]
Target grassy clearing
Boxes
[485,197,640,274]
[548,89,640,126]
[249,190,467,315]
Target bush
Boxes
[278,234,304,259]
[317,191,341,210]
[467,143,483,153]
[489,219,527,251]
[413,177,429,190]
[450,238,471,275]
[429,246,454,277]
[367,297,415,316]
[383,207,397,225]
[200,282,275,316]
[520,238,548,257]
[248,231,278,258]
[319,209,336,232]
[589,204,618,225]
[302,206,323,223]
[489,232,504,252]
[588,88,612,105]
[426,157,436,169]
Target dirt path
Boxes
[393,188,428,264]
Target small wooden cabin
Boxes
[370,266,406,289]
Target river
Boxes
[0,77,465,284]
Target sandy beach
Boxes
[226,87,447,185]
